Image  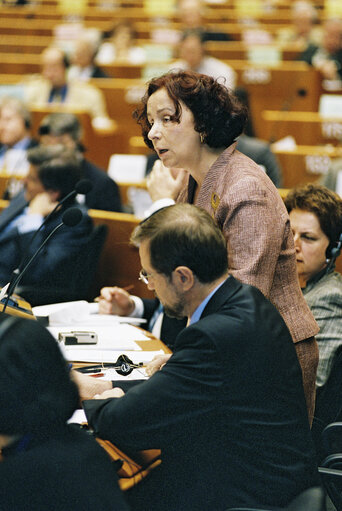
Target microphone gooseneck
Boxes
[1,207,83,314]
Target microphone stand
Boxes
[1,222,65,315]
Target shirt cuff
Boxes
[143,198,175,219]
[130,295,144,318]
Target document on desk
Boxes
[50,323,152,363]
[32,300,147,326]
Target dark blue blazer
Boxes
[85,276,319,511]
[0,191,93,288]
[81,159,122,213]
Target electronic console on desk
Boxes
[0,294,35,320]
[58,331,98,345]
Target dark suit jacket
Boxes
[0,424,129,511]
[84,277,319,511]
[0,191,93,289]
[81,159,122,212]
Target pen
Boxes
[77,366,103,374]
[90,373,105,378]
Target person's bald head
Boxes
[41,47,68,88]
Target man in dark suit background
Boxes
[39,112,122,213]
[78,203,319,511]
[0,144,92,291]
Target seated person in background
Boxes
[285,184,342,387]
[320,155,342,196]
[233,87,283,187]
[0,97,38,199]
[39,112,122,212]
[0,316,129,511]
[96,20,146,65]
[76,204,320,511]
[68,29,111,81]
[98,285,186,348]
[171,30,237,90]
[24,46,109,122]
[276,0,322,45]
[177,0,231,42]
[298,17,342,82]
[0,144,93,289]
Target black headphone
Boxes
[326,215,342,273]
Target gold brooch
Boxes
[211,192,220,211]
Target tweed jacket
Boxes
[303,269,342,387]
[177,143,318,343]
[23,77,108,120]
[177,144,319,422]
[84,277,319,511]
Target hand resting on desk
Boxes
[94,387,125,399]
[145,354,171,376]
[72,370,112,401]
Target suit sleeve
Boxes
[83,325,222,451]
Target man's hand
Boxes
[98,286,135,316]
[146,160,188,202]
[28,192,58,217]
[145,354,171,377]
[72,370,113,401]
[94,387,125,399]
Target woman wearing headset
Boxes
[285,184,342,388]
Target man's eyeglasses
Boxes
[139,269,153,285]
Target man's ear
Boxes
[173,266,194,291]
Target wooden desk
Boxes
[273,145,342,188]
[262,111,342,146]
[89,209,153,300]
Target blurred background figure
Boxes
[0,145,93,294]
[0,97,38,199]
[171,30,236,89]
[177,0,231,42]
[0,316,129,511]
[39,112,122,212]
[233,87,283,187]
[96,20,146,65]
[68,29,110,81]
[298,18,342,81]
[24,46,109,121]
[285,184,342,388]
[276,0,322,45]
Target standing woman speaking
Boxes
[134,70,319,423]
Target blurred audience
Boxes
[177,0,231,42]
[171,30,236,89]
[0,97,38,199]
[39,113,122,212]
[97,20,146,64]
[276,0,322,45]
[285,184,342,387]
[298,18,342,81]
[0,316,129,511]
[68,29,110,81]
[234,87,283,187]
[24,47,109,121]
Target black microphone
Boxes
[1,207,83,314]
[25,178,92,255]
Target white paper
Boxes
[64,349,164,363]
[107,154,147,183]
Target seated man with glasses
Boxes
[75,203,320,511]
